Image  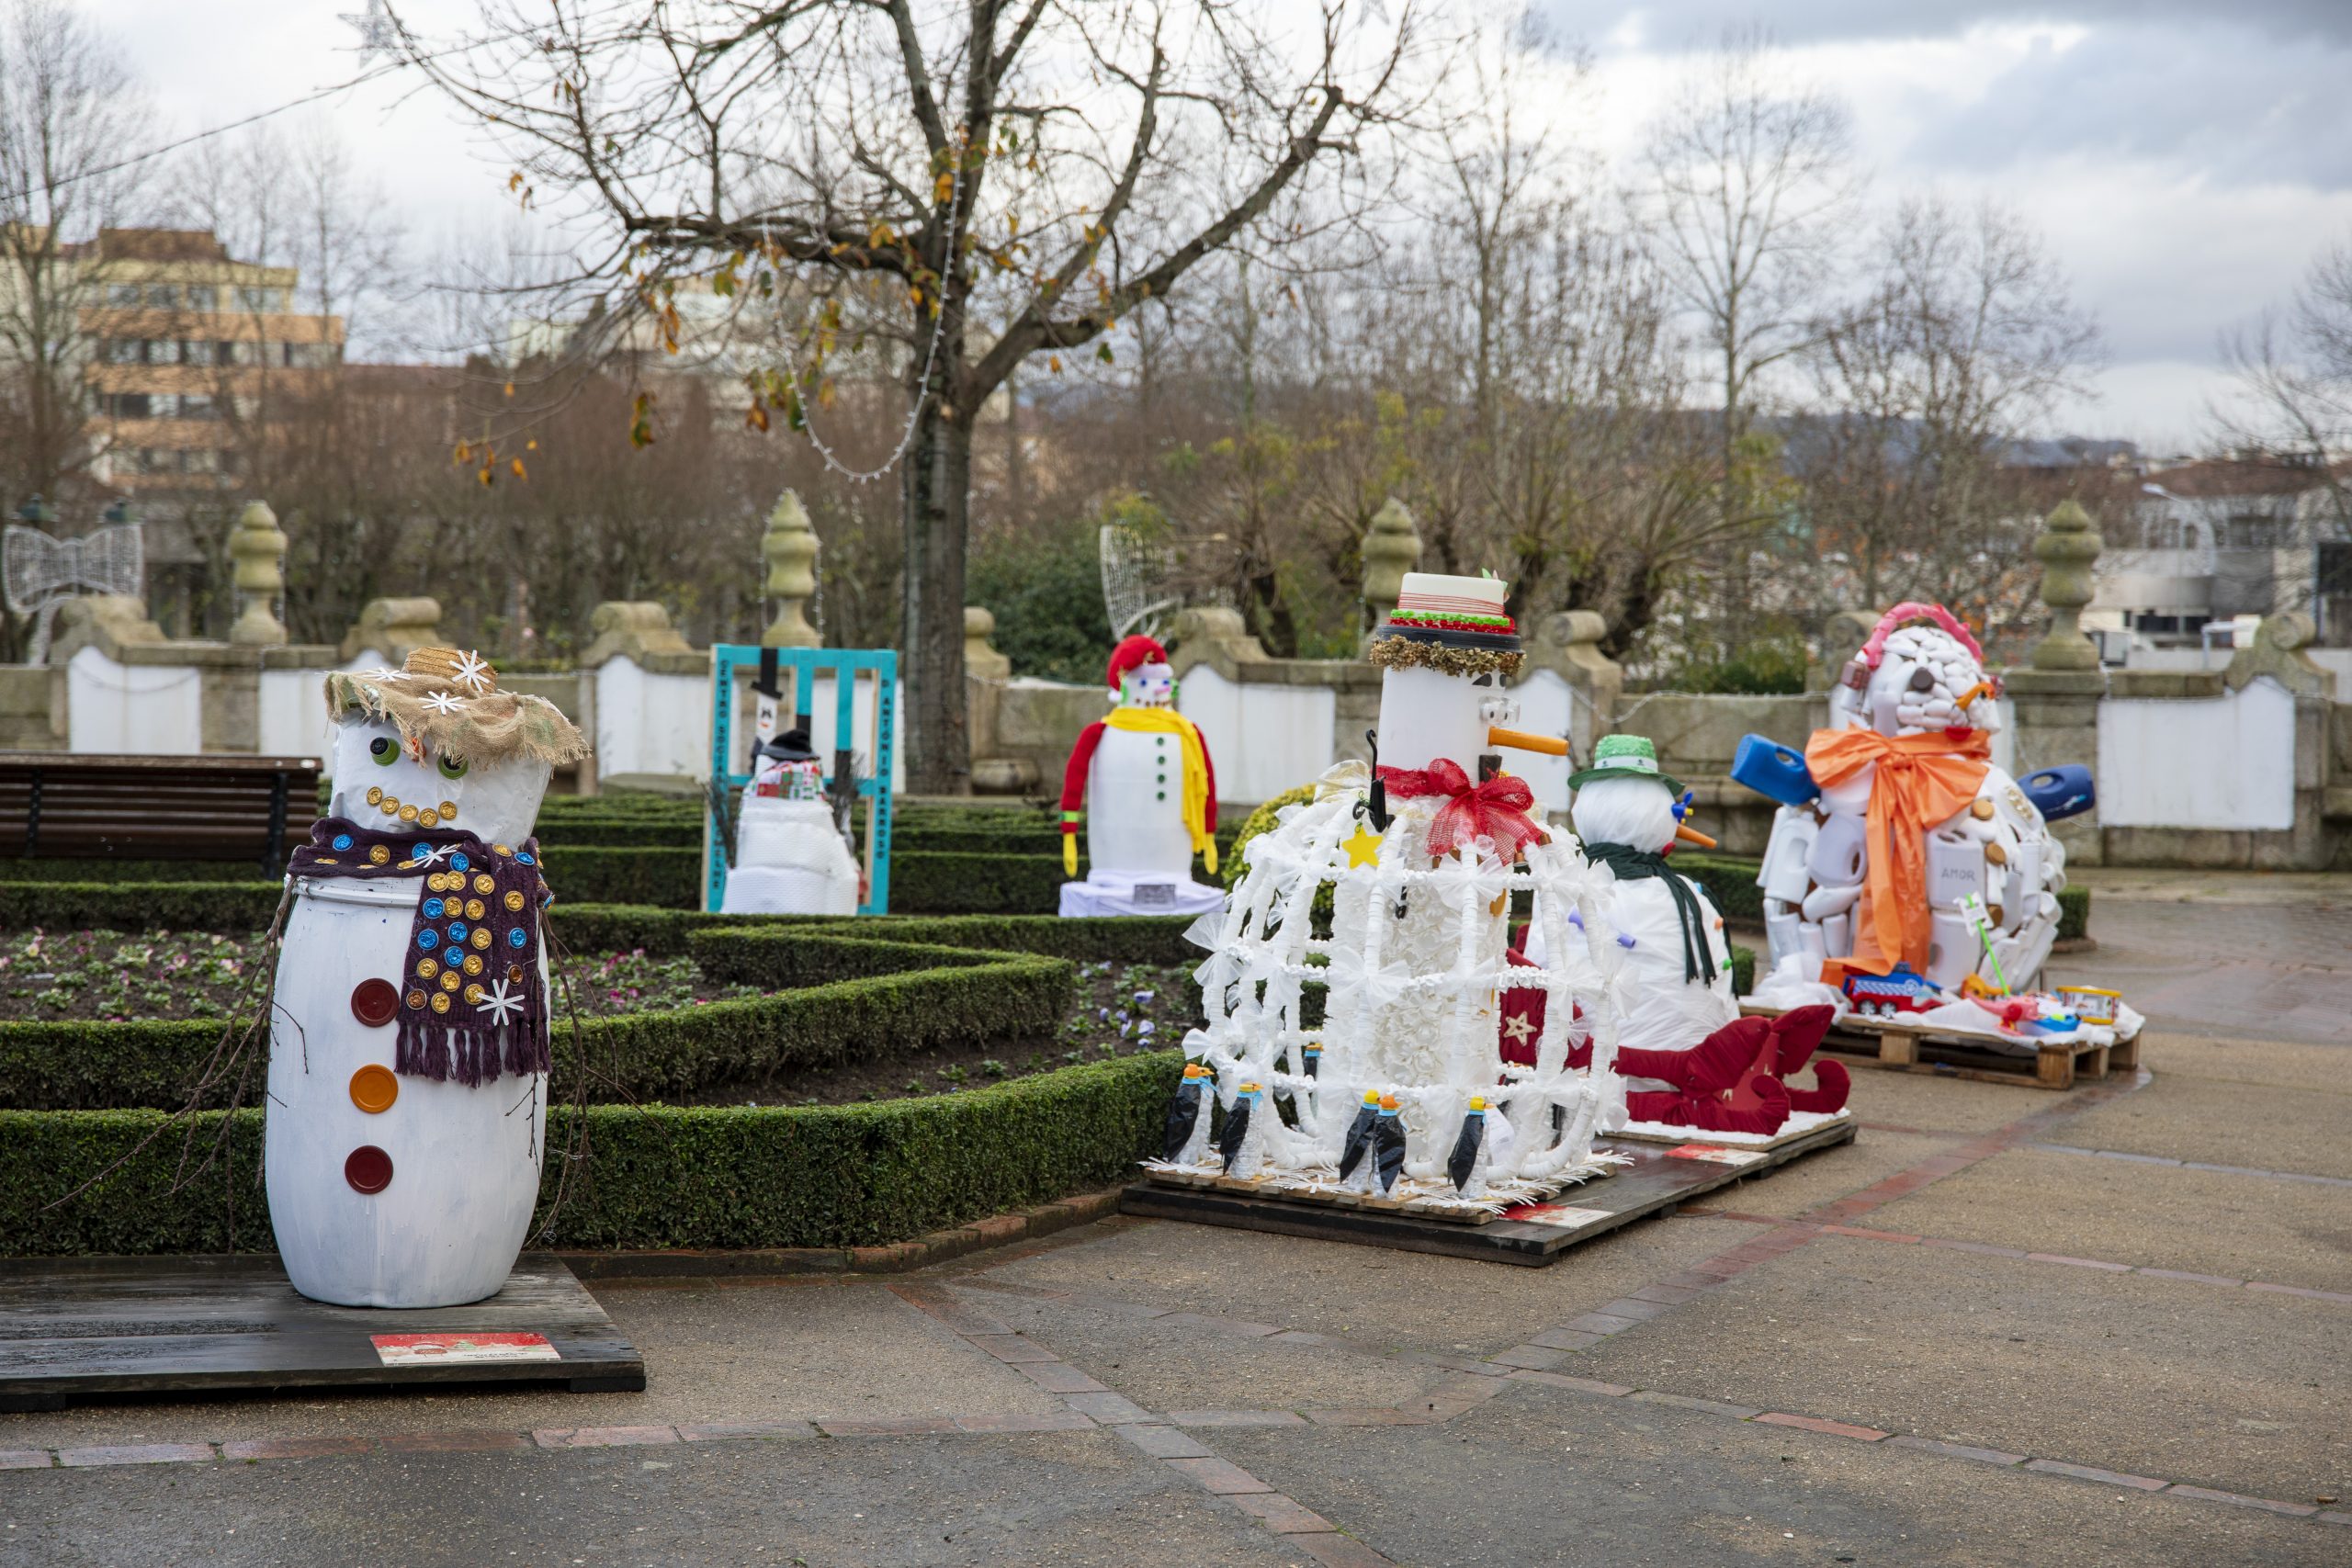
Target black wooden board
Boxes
[1121,1118,1858,1266]
[0,1253,644,1412]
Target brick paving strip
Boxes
[1672,1207,2352,1303]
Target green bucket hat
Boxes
[1566,733,1682,795]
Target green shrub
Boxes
[0,1051,1182,1256]
[2056,884,2090,942]
[537,845,702,908]
[1668,852,1765,924]
[966,514,1114,684]
[891,850,1069,914]
[0,881,283,933]
[0,859,262,884]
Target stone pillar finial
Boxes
[1359,497,1422,626]
[963,605,1011,682]
[761,490,822,649]
[2030,498,2103,673]
[227,500,288,647]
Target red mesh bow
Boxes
[1378,760,1550,863]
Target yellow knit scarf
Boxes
[1104,705,1218,875]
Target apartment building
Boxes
[74,228,345,496]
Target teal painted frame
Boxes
[705,644,896,915]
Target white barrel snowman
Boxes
[717,653,861,915]
[1055,634,1224,917]
[266,646,588,1308]
[1739,602,2077,998]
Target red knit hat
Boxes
[1105,634,1170,694]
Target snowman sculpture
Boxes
[1743,603,2070,998]
[1057,635,1223,917]
[718,652,862,915]
[268,646,587,1308]
[1158,572,1633,1211]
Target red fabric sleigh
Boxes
[1498,949,1847,1135]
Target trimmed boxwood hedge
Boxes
[0,880,284,933]
[0,931,1078,1112]
[0,1050,1182,1256]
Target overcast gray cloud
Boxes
[1567,1,2352,50]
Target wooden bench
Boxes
[0,752,321,876]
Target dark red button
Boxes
[345,1145,393,1195]
[351,978,401,1027]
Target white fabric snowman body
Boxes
[722,747,859,916]
[266,649,584,1309]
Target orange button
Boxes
[348,1065,399,1114]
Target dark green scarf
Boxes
[1582,841,1717,987]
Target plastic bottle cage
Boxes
[705,644,897,915]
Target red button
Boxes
[351,978,401,1027]
[345,1145,393,1195]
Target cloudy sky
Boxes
[103,0,2352,452]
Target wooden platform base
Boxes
[0,1253,645,1413]
[1745,1004,2140,1090]
[1121,1118,1857,1266]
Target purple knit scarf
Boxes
[288,816,552,1087]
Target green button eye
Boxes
[368,736,399,767]
[437,754,469,780]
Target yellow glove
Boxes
[1062,834,1079,876]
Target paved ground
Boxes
[5,881,2349,1566]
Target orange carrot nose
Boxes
[1954,681,1992,711]
[1487,726,1569,757]
[1674,822,1718,851]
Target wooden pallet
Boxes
[1745,1003,2139,1091]
[0,1253,644,1413]
[1121,1117,1857,1266]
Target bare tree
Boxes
[0,0,150,509]
[2222,236,2352,528]
[1635,29,1856,622]
[399,0,1426,791]
[1796,197,2101,630]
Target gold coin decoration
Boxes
[470,928,492,951]
[503,890,526,913]
[429,991,450,1014]
[473,874,495,896]
[506,963,525,985]
[492,843,513,857]
[464,897,486,920]
[398,804,419,823]
[378,796,400,817]
[416,957,440,979]
[365,786,384,807]
[368,844,390,865]
[405,989,426,1010]
[439,969,461,992]
[463,983,486,1004]
[461,953,482,976]
[417,808,440,829]
[439,801,459,818]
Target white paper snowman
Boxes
[1756,604,2066,994]
[265,647,586,1308]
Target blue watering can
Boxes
[2019,764,2096,821]
[1730,734,1820,807]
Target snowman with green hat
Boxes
[1528,734,1737,1057]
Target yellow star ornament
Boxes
[1340,821,1384,869]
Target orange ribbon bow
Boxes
[1804,727,1991,976]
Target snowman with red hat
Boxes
[1056,634,1224,917]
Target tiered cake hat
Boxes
[1368,571,1522,678]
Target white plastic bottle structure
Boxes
[1057,634,1224,917]
[1159,572,1634,1213]
[1749,603,2068,998]
[1549,734,1736,1056]
[266,648,587,1308]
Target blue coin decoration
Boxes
[507,927,527,949]
[515,852,534,865]
[447,921,468,942]
[332,833,353,852]
[450,852,469,872]
[423,897,444,919]
[417,930,439,950]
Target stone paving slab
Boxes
[974,1210,1752,1355]
[1210,1379,2343,1568]
[1865,1148,2352,1291]
[0,1427,1313,1568]
[1574,1235,2352,1506]
[0,1280,1059,1454]
[1688,1130,1952,1219]
[2052,1065,2352,1179]
[2132,1033,2352,1096]
[1831,1067,2064,1134]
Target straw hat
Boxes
[325,646,588,768]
